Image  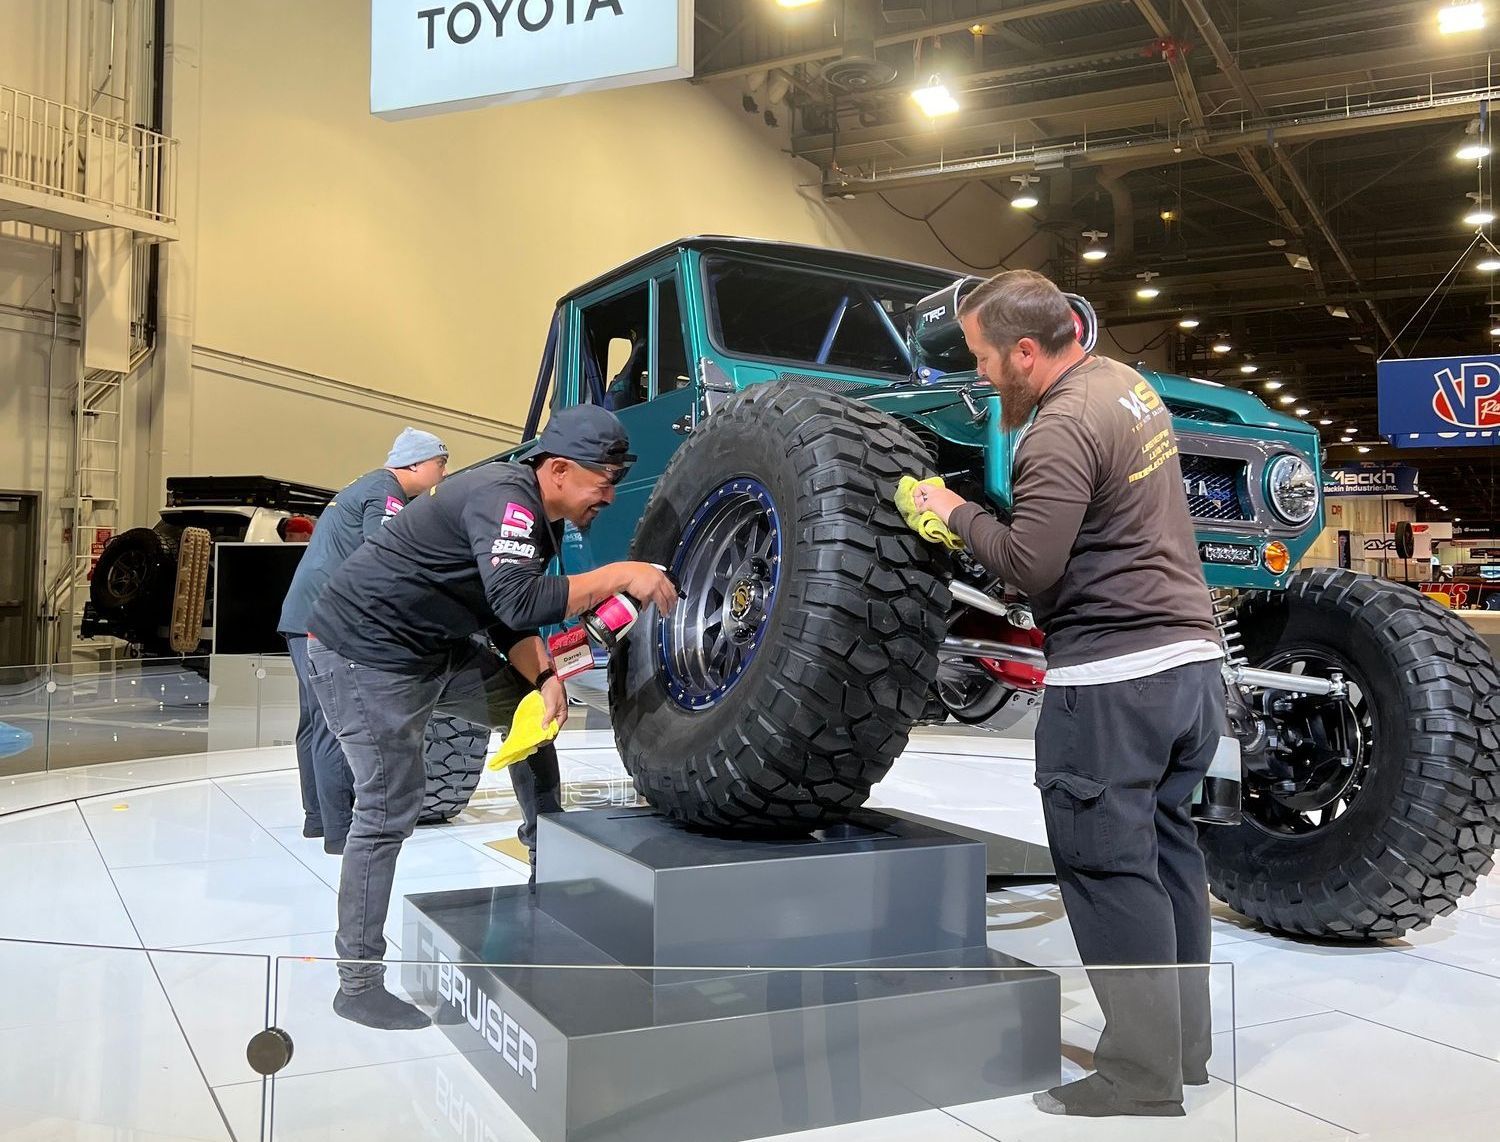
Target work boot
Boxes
[332,987,431,1031]
[1033,1074,1184,1118]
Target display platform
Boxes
[403,807,1061,1142]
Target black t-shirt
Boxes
[308,463,570,670]
[277,468,407,637]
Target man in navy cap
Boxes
[308,405,677,1030]
[279,428,449,854]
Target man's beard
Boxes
[995,362,1040,430]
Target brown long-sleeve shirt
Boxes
[949,355,1218,671]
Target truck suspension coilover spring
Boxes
[1211,589,1248,669]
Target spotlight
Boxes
[1178,317,1201,329]
[1319,418,1333,426]
[1479,258,1500,272]
[1136,286,1161,300]
[1263,380,1283,391]
[1490,323,1500,337]
[1278,395,1297,405]
[1295,407,1310,417]
[1438,2,1486,35]
[1465,207,1496,226]
[1357,445,1372,453]
[1212,339,1232,354]
[776,0,822,8]
[1458,143,1492,161]
[1239,363,1259,374]
[912,77,960,118]
[1081,229,1109,261]
[1010,174,1040,210]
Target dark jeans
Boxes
[307,637,563,993]
[1034,658,1223,1103]
[285,634,355,847]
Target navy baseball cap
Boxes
[521,404,636,467]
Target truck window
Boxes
[657,276,692,395]
[581,285,650,411]
[704,255,928,378]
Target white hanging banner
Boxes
[371,1,694,119]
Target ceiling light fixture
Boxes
[912,76,960,118]
[1010,174,1041,210]
[1278,395,1297,405]
[1135,270,1162,300]
[1295,407,1310,416]
[1212,338,1232,354]
[1439,2,1487,35]
[1081,229,1109,261]
[1240,362,1259,374]
[1458,142,1492,161]
[1263,380,1283,391]
[1319,418,1333,425]
[1464,191,1495,226]
[1357,445,1372,453]
[1478,257,1500,272]
[1178,316,1200,329]
[776,0,822,9]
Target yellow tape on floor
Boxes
[487,837,531,863]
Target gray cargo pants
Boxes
[306,637,562,993]
[1034,657,1223,1103]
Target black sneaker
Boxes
[302,821,325,839]
[332,987,431,1031]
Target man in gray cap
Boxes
[278,427,449,854]
[308,404,677,1030]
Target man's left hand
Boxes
[913,482,967,526]
[539,674,569,732]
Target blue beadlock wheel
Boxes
[658,479,783,711]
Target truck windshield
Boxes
[704,255,933,378]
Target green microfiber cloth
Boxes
[894,475,965,551]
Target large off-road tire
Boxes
[89,527,177,627]
[608,382,951,834]
[1204,567,1500,940]
[417,714,490,824]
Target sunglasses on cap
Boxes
[573,459,629,486]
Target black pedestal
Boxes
[404,808,1060,1142]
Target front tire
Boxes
[1203,568,1500,940]
[608,383,951,834]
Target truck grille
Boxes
[1180,454,1252,522]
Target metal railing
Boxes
[0,83,176,226]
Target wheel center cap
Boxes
[728,577,763,626]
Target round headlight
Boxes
[1266,454,1319,525]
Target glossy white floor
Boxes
[1,724,1497,1142]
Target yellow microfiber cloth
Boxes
[894,475,966,552]
[488,690,561,772]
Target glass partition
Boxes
[0,937,271,1141]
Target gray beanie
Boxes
[386,427,448,468]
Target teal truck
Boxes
[501,236,1499,942]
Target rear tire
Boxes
[417,715,490,825]
[608,383,951,834]
[1203,568,1500,939]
